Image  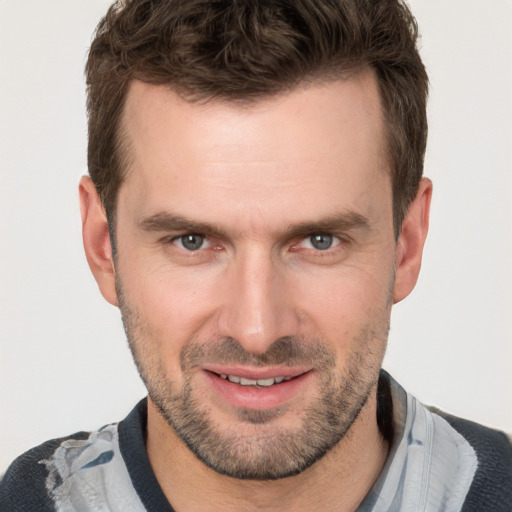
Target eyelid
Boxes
[162,232,348,253]
[295,234,343,250]
[170,233,212,251]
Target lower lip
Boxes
[203,370,313,410]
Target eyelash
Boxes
[295,234,342,251]
[164,233,347,255]
[171,234,212,252]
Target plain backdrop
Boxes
[1,0,511,472]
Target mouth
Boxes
[217,373,293,387]
[202,367,313,410]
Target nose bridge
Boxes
[217,244,298,354]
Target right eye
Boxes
[172,234,210,251]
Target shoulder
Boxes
[431,408,512,511]
[0,432,89,512]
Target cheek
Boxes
[122,262,222,342]
[293,265,394,342]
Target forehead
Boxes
[118,71,390,230]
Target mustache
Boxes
[180,336,336,370]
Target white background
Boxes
[1,0,511,472]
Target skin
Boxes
[80,69,431,511]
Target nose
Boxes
[216,246,300,354]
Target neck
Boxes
[146,391,389,512]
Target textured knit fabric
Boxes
[1,372,511,511]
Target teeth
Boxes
[220,374,291,387]
[256,378,275,387]
[240,377,258,386]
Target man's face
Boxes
[114,72,397,479]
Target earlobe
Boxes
[79,176,118,306]
[393,178,432,304]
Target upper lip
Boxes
[202,365,311,380]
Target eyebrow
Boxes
[282,212,371,240]
[139,213,228,238]
[139,210,371,239]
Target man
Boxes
[1,0,511,510]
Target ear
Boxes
[393,178,432,304]
[79,176,118,306]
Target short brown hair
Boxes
[86,0,428,236]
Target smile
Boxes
[219,374,292,387]
[202,366,314,410]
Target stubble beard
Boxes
[117,281,389,480]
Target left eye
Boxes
[173,234,210,251]
[300,234,340,251]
